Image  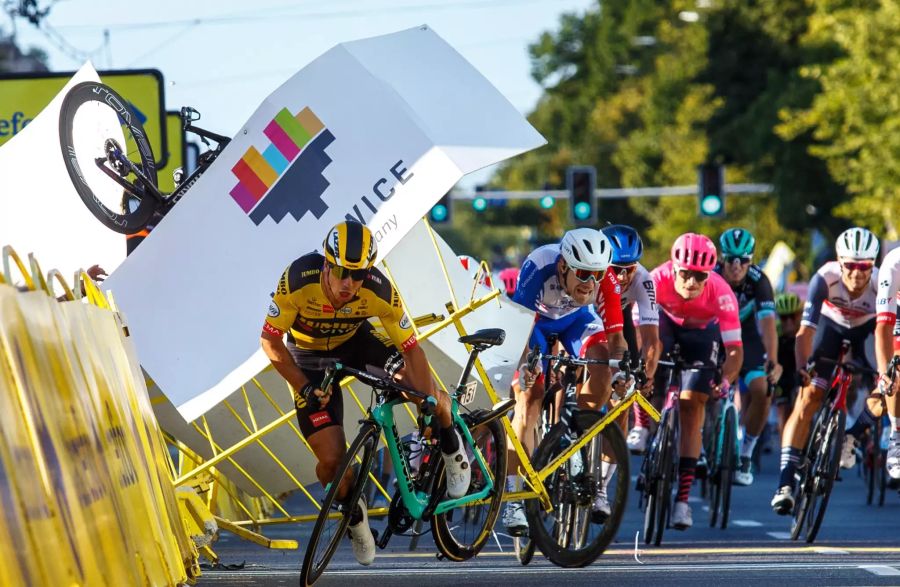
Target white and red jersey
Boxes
[621,263,658,326]
[876,247,900,324]
[803,261,878,329]
[651,261,742,347]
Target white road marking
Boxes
[767,531,792,539]
[860,565,900,576]
[732,520,763,527]
[814,547,849,555]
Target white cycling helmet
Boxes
[835,227,879,260]
[560,228,612,271]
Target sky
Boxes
[5,0,594,186]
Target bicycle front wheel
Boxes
[803,410,845,543]
[432,414,507,561]
[525,411,629,568]
[718,406,737,529]
[59,81,160,233]
[301,423,379,587]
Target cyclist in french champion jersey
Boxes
[875,245,900,480]
[595,225,662,454]
[715,228,781,486]
[772,227,881,514]
[653,233,744,530]
[502,228,619,534]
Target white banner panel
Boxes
[0,63,127,279]
[103,25,544,421]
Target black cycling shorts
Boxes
[657,311,722,394]
[809,315,875,389]
[287,321,403,438]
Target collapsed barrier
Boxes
[0,246,200,586]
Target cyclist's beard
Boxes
[569,281,595,305]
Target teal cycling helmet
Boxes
[719,228,756,258]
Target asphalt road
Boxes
[198,447,900,586]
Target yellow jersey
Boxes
[263,253,417,352]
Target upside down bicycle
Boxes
[59,81,230,234]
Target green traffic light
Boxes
[430,203,448,222]
[574,201,592,220]
[540,195,555,209]
[473,197,487,212]
[700,194,723,216]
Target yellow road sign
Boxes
[0,69,168,166]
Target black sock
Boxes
[440,425,460,454]
[847,405,877,438]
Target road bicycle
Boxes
[704,372,738,529]
[862,355,898,506]
[58,81,230,234]
[520,349,638,568]
[790,340,879,543]
[637,345,717,546]
[300,328,514,586]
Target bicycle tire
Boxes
[641,408,669,544]
[708,410,723,528]
[719,406,737,529]
[59,81,160,234]
[790,408,825,540]
[804,410,845,543]
[866,428,876,506]
[652,411,676,546]
[514,424,542,565]
[300,423,378,586]
[875,417,887,507]
[432,414,507,561]
[525,411,629,568]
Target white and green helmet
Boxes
[719,228,756,257]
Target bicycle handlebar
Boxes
[807,356,880,378]
[294,357,431,404]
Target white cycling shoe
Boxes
[734,457,754,486]
[672,501,692,530]
[591,492,611,524]
[443,430,471,499]
[887,439,900,481]
[347,497,375,566]
[503,501,528,537]
[840,434,857,469]
[627,427,650,454]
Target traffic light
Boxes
[567,165,597,226]
[430,192,452,224]
[698,163,725,217]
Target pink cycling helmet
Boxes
[671,233,717,271]
[499,267,519,296]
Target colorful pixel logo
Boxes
[230,107,336,225]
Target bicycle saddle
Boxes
[458,328,506,348]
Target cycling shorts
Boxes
[287,321,403,438]
[658,311,721,394]
[808,315,875,390]
[738,330,767,389]
[530,306,603,357]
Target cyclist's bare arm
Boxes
[607,330,627,361]
[761,313,782,381]
[795,325,816,384]
[638,324,661,380]
[722,345,743,385]
[875,321,894,374]
[260,330,329,405]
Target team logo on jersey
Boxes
[267,300,281,318]
[229,106,335,225]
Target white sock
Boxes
[740,433,758,459]
[599,462,617,496]
[506,474,519,493]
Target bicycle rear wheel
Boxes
[525,411,629,568]
[790,408,826,540]
[300,423,379,587]
[432,414,506,561]
[59,81,160,233]
[708,411,723,528]
[718,406,737,529]
[651,411,676,546]
[803,410,845,543]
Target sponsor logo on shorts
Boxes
[310,411,332,427]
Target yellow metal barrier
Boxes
[0,246,198,585]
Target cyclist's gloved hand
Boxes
[796,368,812,387]
[767,361,783,385]
[518,362,542,390]
[878,372,896,396]
[299,381,331,408]
[716,379,731,400]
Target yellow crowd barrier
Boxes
[0,246,199,586]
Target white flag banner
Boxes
[102,25,545,421]
[0,62,126,279]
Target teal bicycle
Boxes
[300,329,514,586]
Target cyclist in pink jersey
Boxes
[651,233,744,530]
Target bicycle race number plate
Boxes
[460,381,478,406]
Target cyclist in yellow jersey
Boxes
[260,221,470,566]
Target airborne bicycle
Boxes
[59,81,230,234]
[300,328,513,586]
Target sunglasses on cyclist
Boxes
[328,263,370,281]
[568,267,604,283]
[841,260,874,272]
[723,255,752,265]
[676,268,710,283]
[611,264,638,278]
